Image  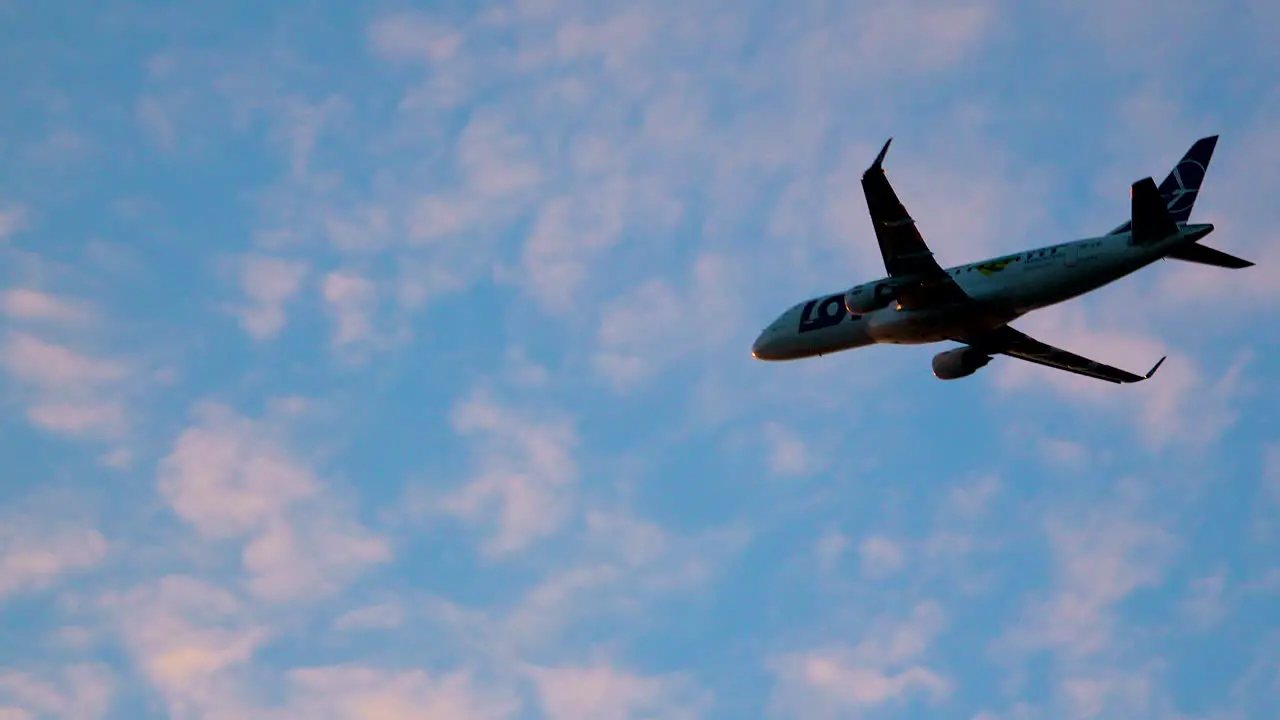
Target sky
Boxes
[1,1,1279,718]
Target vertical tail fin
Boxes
[1109,135,1218,235]
[1130,177,1178,245]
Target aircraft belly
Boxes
[864,306,1010,344]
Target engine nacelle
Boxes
[931,347,992,380]
[844,280,905,315]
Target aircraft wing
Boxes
[862,139,971,309]
[959,325,1165,384]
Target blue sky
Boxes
[2,1,1278,718]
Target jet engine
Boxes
[931,347,992,380]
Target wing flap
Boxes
[960,325,1165,384]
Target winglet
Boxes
[866,137,893,175]
[1143,356,1167,381]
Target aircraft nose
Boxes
[752,328,777,360]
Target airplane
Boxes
[750,135,1253,383]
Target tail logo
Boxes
[1164,158,1208,218]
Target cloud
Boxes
[278,666,518,720]
[769,602,952,718]
[0,331,132,440]
[0,522,108,601]
[1,333,126,389]
[367,12,464,65]
[527,662,708,720]
[322,270,378,349]
[101,576,270,718]
[763,423,819,478]
[421,509,749,658]
[333,603,406,632]
[431,390,579,556]
[815,530,852,573]
[999,484,1176,660]
[1179,572,1229,631]
[158,401,390,601]
[592,254,742,391]
[859,536,907,578]
[235,255,308,340]
[1,290,93,325]
[0,665,114,720]
[989,302,1248,449]
[0,204,27,242]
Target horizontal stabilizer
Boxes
[1130,177,1178,245]
[1167,243,1255,269]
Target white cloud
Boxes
[593,254,742,391]
[27,402,127,438]
[420,509,749,658]
[334,603,406,632]
[1000,486,1176,660]
[763,423,818,477]
[367,12,464,64]
[101,576,269,718]
[527,663,707,720]
[236,255,308,340]
[0,204,28,242]
[159,403,318,539]
[322,270,378,348]
[1180,572,1229,630]
[434,391,579,556]
[1,289,93,325]
[946,476,1001,520]
[1,333,126,389]
[770,602,952,718]
[859,536,907,578]
[1039,438,1091,471]
[815,530,851,573]
[158,402,390,600]
[280,666,518,720]
[989,303,1248,449]
[457,114,542,200]
[0,664,114,720]
[0,523,108,600]
[0,331,132,440]
[519,193,624,313]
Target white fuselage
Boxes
[751,224,1212,361]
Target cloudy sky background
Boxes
[2,1,1279,718]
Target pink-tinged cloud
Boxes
[593,254,743,390]
[999,485,1176,660]
[435,391,579,556]
[100,576,270,718]
[322,270,378,348]
[0,664,114,720]
[527,662,707,720]
[0,204,27,242]
[280,666,518,720]
[0,523,108,600]
[158,402,390,600]
[367,12,464,64]
[27,401,127,439]
[235,255,308,341]
[770,602,952,717]
[1,289,93,325]
[1,333,127,389]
